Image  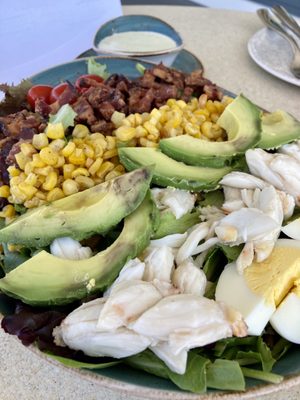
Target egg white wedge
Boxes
[215,262,275,335]
[216,239,300,336]
[270,287,300,344]
[282,217,300,240]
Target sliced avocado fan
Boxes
[0,192,157,306]
[118,147,234,192]
[159,94,262,168]
[258,110,300,149]
[0,167,152,247]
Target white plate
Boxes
[248,27,300,87]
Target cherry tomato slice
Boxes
[75,74,104,93]
[49,82,72,103]
[27,85,53,109]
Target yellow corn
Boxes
[46,188,65,202]
[111,111,126,128]
[72,124,89,138]
[7,166,20,177]
[46,122,65,139]
[31,154,46,168]
[62,179,79,196]
[97,161,114,179]
[106,136,116,150]
[24,173,38,186]
[18,182,38,199]
[24,197,43,209]
[15,153,30,170]
[114,126,136,141]
[68,148,86,165]
[62,141,76,157]
[88,158,103,175]
[49,139,66,152]
[34,166,54,176]
[42,171,58,191]
[39,147,59,166]
[0,185,10,198]
[75,176,95,190]
[63,164,76,180]
[71,168,89,178]
[103,148,118,160]
[20,142,37,157]
[32,133,49,150]
[105,170,122,181]
[82,144,94,159]
[0,205,15,218]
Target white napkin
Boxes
[0,0,122,84]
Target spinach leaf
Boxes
[198,190,224,208]
[45,352,120,369]
[152,210,200,239]
[0,80,33,116]
[206,359,245,391]
[1,243,30,273]
[126,350,209,393]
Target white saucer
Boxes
[248,27,300,87]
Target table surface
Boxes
[1,5,300,400]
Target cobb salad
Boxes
[1,58,300,394]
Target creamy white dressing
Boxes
[98,31,177,54]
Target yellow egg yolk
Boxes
[244,245,300,306]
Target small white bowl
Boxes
[92,14,184,66]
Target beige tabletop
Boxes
[1,5,300,400]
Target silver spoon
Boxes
[271,5,300,40]
[257,8,300,79]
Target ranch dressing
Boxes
[98,31,177,54]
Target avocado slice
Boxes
[152,210,200,239]
[0,192,157,306]
[258,110,300,149]
[118,147,233,191]
[159,94,261,168]
[0,168,152,247]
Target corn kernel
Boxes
[139,138,159,148]
[63,164,76,180]
[198,94,208,109]
[121,118,132,127]
[15,153,30,170]
[7,166,20,177]
[35,191,47,200]
[42,171,58,191]
[0,185,10,198]
[31,154,46,168]
[49,139,66,152]
[68,148,86,165]
[97,161,114,179]
[127,114,136,126]
[93,144,104,158]
[46,188,65,202]
[20,142,37,157]
[89,132,105,141]
[62,179,79,196]
[32,133,49,150]
[34,166,54,176]
[114,126,136,141]
[85,157,94,169]
[144,121,159,136]
[71,167,89,178]
[111,111,126,128]
[24,162,34,176]
[103,148,118,160]
[39,147,59,166]
[106,136,116,150]
[82,144,94,159]
[105,170,122,181]
[75,176,95,190]
[134,113,143,126]
[113,164,125,173]
[24,197,42,209]
[46,122,65,139]
[72,124,89,138]
[10,176,24,186]
[1,205,15,218]
[201,121,213,138]
[135,126,148,138]
[18,182,38,199]
[88,158,103,175]
[54,155,65,168]
[62,141,76,157]
[24,173,38,186]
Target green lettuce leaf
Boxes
[49,104,77,130]
[87,58,109,79]
[206,359,245,391]
[152,210,200,239]
[0,80,33,116]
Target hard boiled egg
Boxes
[215,239,300,339]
